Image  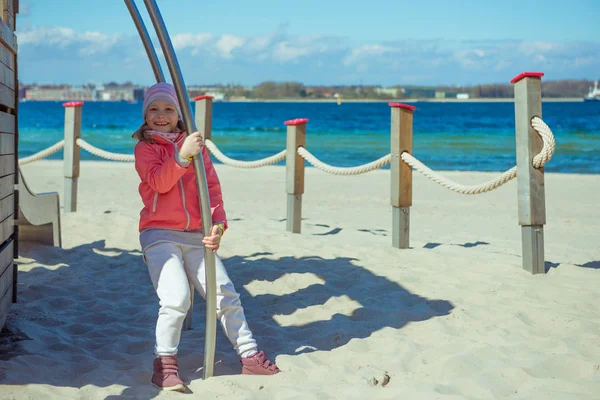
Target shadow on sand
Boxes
[2,240,453,398]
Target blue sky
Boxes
[16,0,600,86]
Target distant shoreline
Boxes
[225,97,584,103]
[19,97,585,104]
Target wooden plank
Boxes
[0,282,12,330]
[0,60,14,90]
[0,18,15,54]
[194,97,213,141]
[0,82,14,109]
[2,0,14,17]
[0,263,12,302]
[1,0,14,30]
[0,131,13,154]
[285,121,306,234]
[0,173,12,199]
[0,153,14,177]
[0,213,13,246]
[512,73,546,275]
[63,106,81,212]
[0,240,13,302]
[390,107,413,208]
[0,41,14,70]
[514,77,545,225]
[390,105,414,249]
[0,193,13,221]
[0,111,15,133]
[0,239,12,275]
[2,12,13,31]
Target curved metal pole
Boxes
[142,0,218,380]
[124,0,164,82]
[124,0,218,379]
[124,0,195,333]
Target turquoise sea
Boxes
[17,100,600,174]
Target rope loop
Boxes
[297,147,391,175]
[76,138,135,162]
[530,116,555,168]
[18,140,65,165]
[400,116,556,194]
[205,139,285,168]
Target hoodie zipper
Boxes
[152,192,159,212]
[172,141,191,230]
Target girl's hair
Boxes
[132,120,186,142]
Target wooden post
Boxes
[63,101,83,213]
[389,103,415,249]
[511,72,546,274]
[194,95,213,141]
[285,118,308,233]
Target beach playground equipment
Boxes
[10,0,223,379]
[126,0,220,380]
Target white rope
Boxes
[76,138,135,162]
[531,116,555,168]
[18,140,65,165]
[205,138,286,168]
[297,147,391,175]
[402,152,518,194]
[400,116,556,195]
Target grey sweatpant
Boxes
[143,242,258,357]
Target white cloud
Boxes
[172,33,213,55]
[18,26,120,56]
[216,35,246,59]
[19,27,75,46]
[343,44,394,66]
[15,25,600,86]
[272,41,312,62]
[519,41,558,55]
[453,48,488,69]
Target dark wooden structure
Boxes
[0,0,18,330]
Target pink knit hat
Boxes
[142,82,183,120]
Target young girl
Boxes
[133,82,280,392]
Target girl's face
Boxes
[145,99,179,132]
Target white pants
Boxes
[143,242,258,357]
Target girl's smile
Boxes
[145,99,179,132]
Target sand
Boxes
[1,160,599,399]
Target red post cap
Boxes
[194,95,214,101]
[62,101,84,107]
[388,102,416,111]
[284,118,309,126]
[510,72,544,84]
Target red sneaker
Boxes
[152,356,186,392]
[241,350,281,375]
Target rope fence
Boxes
[18,115,555,194]
[17,72,555,274]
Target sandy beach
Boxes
[1,160,599,399]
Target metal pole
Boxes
[124,0,164,82]
[142,0,218,380]
[125,0,218,379]
[124,0,195,332]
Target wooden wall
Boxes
[0,0,18,331]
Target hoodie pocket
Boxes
[152,192,159,213]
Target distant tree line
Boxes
[218,79,597,99]
[20,79,598,100]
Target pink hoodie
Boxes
[134,132,227,233]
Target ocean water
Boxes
[17,100,600,174]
